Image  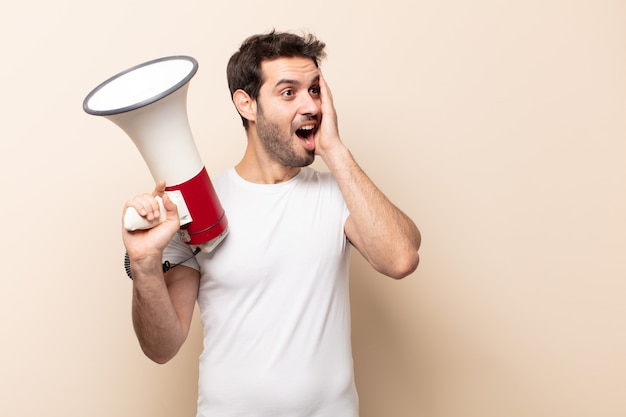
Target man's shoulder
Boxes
[213,167,234,181]
[211,167,236,189]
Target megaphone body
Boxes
[83,56,228,253]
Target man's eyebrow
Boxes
[274,79,301,89]
[274,75,320,89]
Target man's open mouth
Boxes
[296,124,316,140]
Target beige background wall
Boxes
[1,1,624,416]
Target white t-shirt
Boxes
[164,167,359,417]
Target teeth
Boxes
[296,124,315,140]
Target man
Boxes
[123,30,420,416]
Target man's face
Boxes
[254,57,322,168]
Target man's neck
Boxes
[235,147,301,184]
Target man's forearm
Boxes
[131,258,186,364]
[323,145,421,278]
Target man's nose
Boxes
[299,93,320,116]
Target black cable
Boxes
[124,247,201,280]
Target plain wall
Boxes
[1,1,624,416]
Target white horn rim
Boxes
[83,55,198,116]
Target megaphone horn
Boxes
[83,55,228,253]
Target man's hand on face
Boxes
[314,71,345,160]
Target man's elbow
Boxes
[387,250,420,279]
[389,232,421,279]
[140,344,180,365]
[373,247,419,279]
[150,353,176,365]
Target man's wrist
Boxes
[127,251,165,279]
[320,142,352,170]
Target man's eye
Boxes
[281,89,294,97]
[310,86,321,95]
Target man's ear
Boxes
[233,89,256,124]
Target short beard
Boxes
[256,105,315,168]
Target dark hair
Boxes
[227,30,327,128]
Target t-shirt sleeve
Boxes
[162,232,201,271]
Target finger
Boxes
[318,72,338,126]
[152,180,167,197]
[161,192,179,217]
[126,194,161,220]
[319,70,334,102]
[317,72,339,131]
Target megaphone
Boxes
[83,55,228,253]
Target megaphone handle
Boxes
[124,196,167,231]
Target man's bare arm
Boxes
[315,73,420,279]
[124,183,200,363]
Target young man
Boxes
[123,31,420,416]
